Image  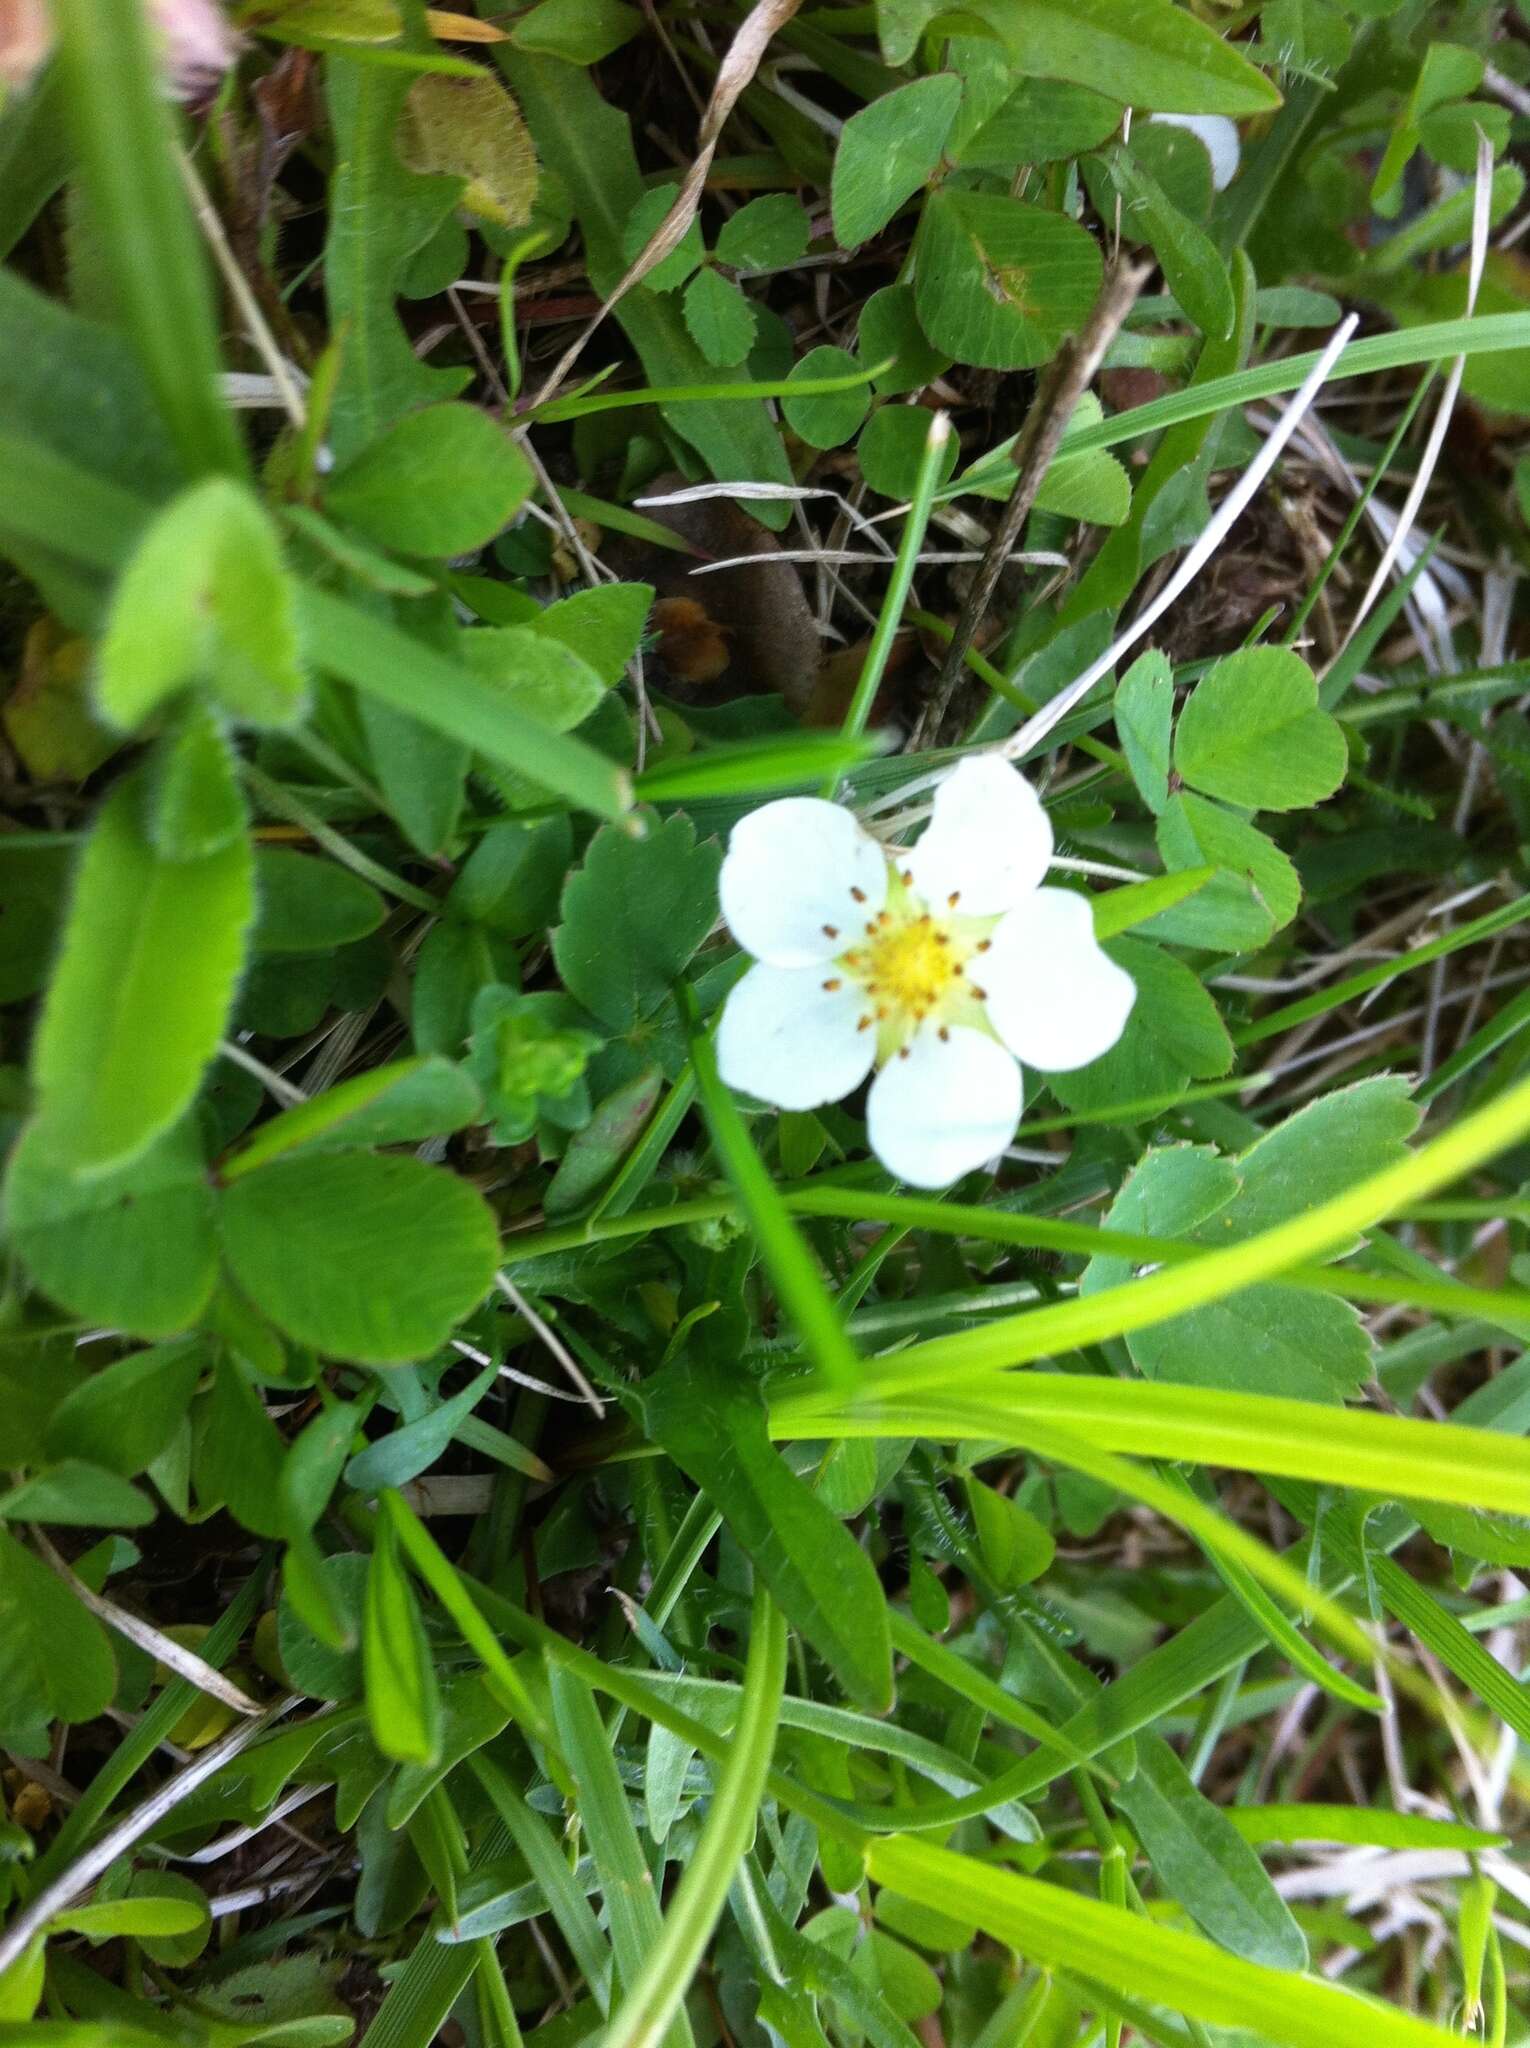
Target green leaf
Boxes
[682,268,757,369]
[962,0,1281,116]
[647,1349,893,1710]
[2,1115,218,1339]
[144,707,249,862]
[253,848,387,954]
[913,190,1102,370]
[0,1527,115,1748]
[553,813,721,1032]
[48,1894,206,1941]
[1114,648,1172,812]
[866,1836,1453,2048]
[278,1552,368,1701]
[44,1340,205,1477]
[344,1365,496,1492]
[218,1151,499,1365]
[198,1356,289,1538]
[324,403,533,557]
[324,54,470,463]
[1113,1734,1306,1969]
[964,1478,1054,1588]
[224,1056,480,1177]
[857,406,960,500]
[1027,397,1131,526]
[1145,792,1300,950]
[546,1065,663,1214]
[1111,148,1233,339]
[784,344,873,450]
[299,585,633,821]
[364,1511,441,1765]
[527,582,652,685]
[715,193,811,271]
[510,0,642,62]
[830,76,961,248]
[957,78,1123,168]
[23,772,254,1178]
[1051,937,1231,1113]
[96,479,306,731]
[858,284,952,397]
[0,1462,153,1528]
[1175,646,1348,811]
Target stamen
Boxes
[822,923,839,939]
[898,1045,911,1059]
[850,885,867,903]
[976,938,992,953]
[970,983,987,1001]
[947,890,960,908]
[822,978,842,991]
[901,868,913,886]
[857,1014,873,1032]
[938,1026,950,1041]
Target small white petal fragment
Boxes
[717,962,874,1111]
[982,887,1136,1072]
[719,797,888,967]
[1148,113,1241,193]
[867,1025,1021,1188]
[904,756,1052,916]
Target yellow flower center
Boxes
[863,914,958,1021]
[827,872,996,1061]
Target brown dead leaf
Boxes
[426,7,509,39]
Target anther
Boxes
[938,1026,950,1041]
[850,885,867,903]
[976,938,992,953]
[857,1014,873,1032]
[901,868,913,886]
[970,983,987,1001]
[898,1045,911,1059]
[822,923,839,939]
[822,978,842,992]
[947,890,960,908]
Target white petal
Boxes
[717,962,874,1112]
[981,888,1136,1073]
[1149,114,1241,193]
[867,1025,1021,1188]
[719,797,889,967]
[904,756,1052,916]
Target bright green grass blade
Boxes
[1235,892,1530,1047]
[952,312,1530,483]
[886,1609,1106,1774]
[602,1585,786,2048]
[360,1822,511,2048]
[801,1063,1530,1393]
[773,1376,1530,1519]
[681,990,863,1398]
[867,1835,1462,2048]
[525,357,885,424]
[1229,1806,1505,1850]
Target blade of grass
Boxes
[51,0,243,478]
[868,1834,1462,2048]
[1236,891,1530,1046]
[773,1376,1530,1520]
[470,1757,613,2007]
[810,1062,1530,1393]
[602,1584,786,2048]
[525,357,887,425]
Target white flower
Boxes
[715,756,1136,1188]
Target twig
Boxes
[921,257,1150,741]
